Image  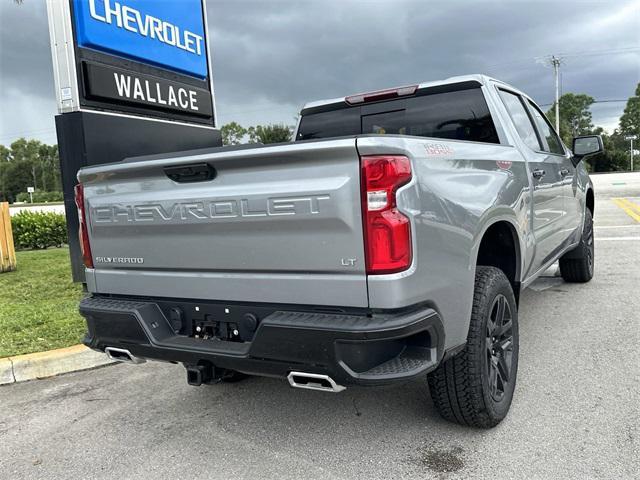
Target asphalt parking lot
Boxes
[1,173,638,480]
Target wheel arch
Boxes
[474,218,523,305]
[586,188,594,217]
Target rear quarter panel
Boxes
[357,136,531,350]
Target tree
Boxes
[220,121,247,146]
[546,93,594,146]
[619,82,640,136]
[0,138,62,202]
[38,144,61,192]
[9,137,43,163]
[586,128,628,172]
[248,124,292,144]
[0,145,10,162]
[0,158,33,202]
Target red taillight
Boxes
[345,85,418,105]
[74,184,93,269]
[361,155,412,274]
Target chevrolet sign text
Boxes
[88,0,204,57]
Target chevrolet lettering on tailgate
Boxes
[92,195,332,223]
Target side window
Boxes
[498,90,541,151]
[526,100,565,155]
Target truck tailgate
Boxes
[79,139,368,307]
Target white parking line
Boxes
[594,225,640,229]
[594,237,640,241]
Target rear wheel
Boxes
[559,208,594,283]
[427,266,519,428]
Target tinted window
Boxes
[498,90,541,151]
[297,87,499,144]
[527,100,564,155]
[295,107,361,140]
[361,89,499,143]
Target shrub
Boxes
[15,192,29,203]
[11,211,68,250]
[38,191,63,202]
[15,191,64,203]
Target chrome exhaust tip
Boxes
[287,371,345,393]
[105,347,146,364]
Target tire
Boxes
[559,208,594,283]
[427,266,519,428]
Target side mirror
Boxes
[572,135,603,166]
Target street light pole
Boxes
[552,56,561,134]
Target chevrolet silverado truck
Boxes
[76,75,603,427]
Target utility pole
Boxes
[625,135,637,171]
[551,56,561,134]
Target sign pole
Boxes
[625,135,638,172]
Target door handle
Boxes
[532,169,546,179]
[559,168,570,176]
[164,163,216,183]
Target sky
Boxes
[0,0,638,147]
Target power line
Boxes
[535,47,640,64]
[559,46,640,58]
[485,46,640,73]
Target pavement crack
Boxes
[352,396,362,416]
[8,356,16,383]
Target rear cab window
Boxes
[297,83,500,144]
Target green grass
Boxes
[0,248,85,357]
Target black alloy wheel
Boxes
[486,294,514,402]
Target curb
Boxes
[0,345,115,385]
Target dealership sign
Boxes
[47,0,216,125]
[84,63,213,117]
[74,0,207,78]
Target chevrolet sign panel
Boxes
[47,0,215,124]
[74,0,208,78]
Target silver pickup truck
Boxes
[76,74,602,427]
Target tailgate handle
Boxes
[164,163,216,183]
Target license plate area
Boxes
[193,316,243,342]
[156,300,271,343]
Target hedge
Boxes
[11,211,68,250]
[15,191,64,203]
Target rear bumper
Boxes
[80,296,445,386]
